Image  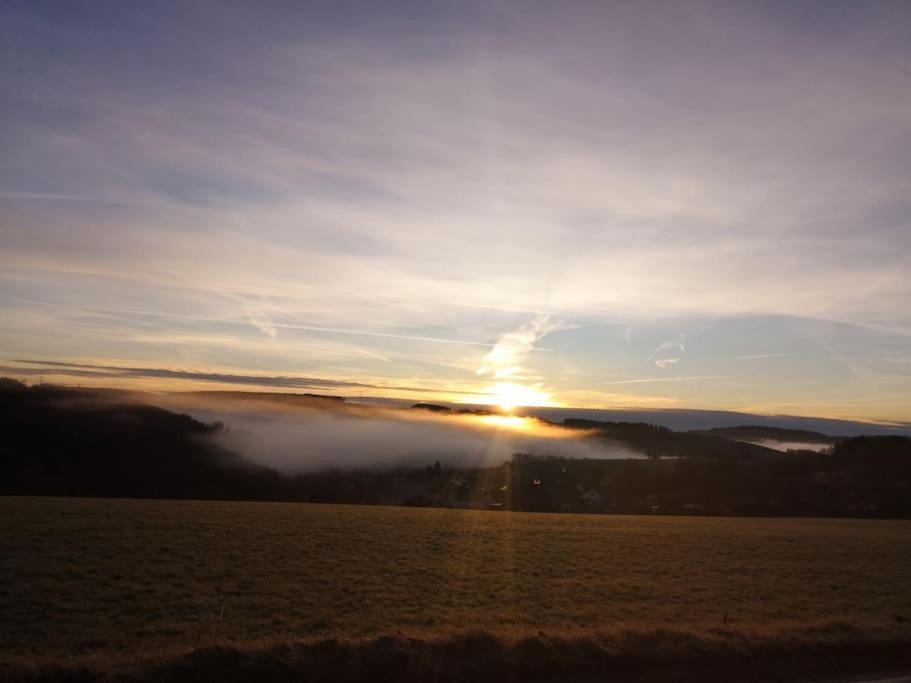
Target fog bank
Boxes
[741,439,833,454]
[156,395,643,472]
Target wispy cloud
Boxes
[81,306,508,349]
[1,2,910,420]
[0,191,92,202]
[478,314,560,379]
[604,375,731,386]
[357,348,392,363]
[651,338,686,369]
[8,359,479,396]
[243,304,278,339]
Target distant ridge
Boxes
[562,418,785,461]
[524,406,910,437]
[697,425,840,444]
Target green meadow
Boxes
[3,496,911,681]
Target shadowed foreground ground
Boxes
[3,497,911,681]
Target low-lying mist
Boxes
[742,439,833,453]
[155,395,644,472]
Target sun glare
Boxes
[485,382,552,412]
[477,414,530,430]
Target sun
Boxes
[486,382,552,412]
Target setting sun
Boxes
[485,382,553,412]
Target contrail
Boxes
[79,306,556,350]
[604,375,730,385]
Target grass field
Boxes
[3,496,911,681]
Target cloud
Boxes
[67,305,505,349]
[1,2,910,421]
[243,303,278,339]
[7,359,480,396]
[604,375,729,386]
[7,1,910,329]
[357,348,392,363]
[478,314,559,379]
[651,339,685,369]
[0,191,93,202]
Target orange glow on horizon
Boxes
[476,414,530,430]
[479,381,554,412]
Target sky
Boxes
[1,0,910,423]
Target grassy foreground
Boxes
[3,497,911,681]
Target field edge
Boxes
[5,624,911,683]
